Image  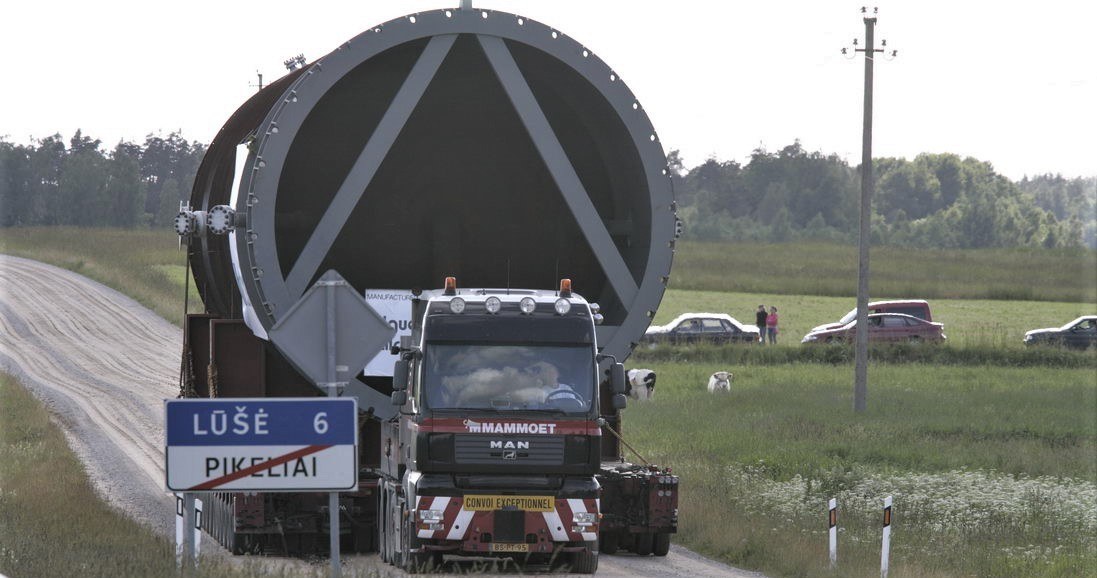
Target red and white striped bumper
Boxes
[414,495,599,551]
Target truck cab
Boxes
[378,278,617,572]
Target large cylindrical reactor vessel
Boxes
[186,7,677,367]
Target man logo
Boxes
[489,440,530,450]
[502,450,518,460]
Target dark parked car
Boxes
[1023,315,1097,349]
[802,313,946,344]
[643,313,760,345]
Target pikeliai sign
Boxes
[165,398,357,492]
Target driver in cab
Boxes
[526,361,584,407]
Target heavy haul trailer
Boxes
[174,4,679,572]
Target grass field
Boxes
[1,227,1094,577]
[623,363,1096,577]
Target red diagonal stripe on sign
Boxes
[188,444,332,491]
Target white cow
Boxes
[707,371,732,393]
[626,368,657,400]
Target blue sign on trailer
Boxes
[165,398,358,492]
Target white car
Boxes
[643,313,760,345]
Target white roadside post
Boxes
[175,494,184,569]
[828,498,837,568]
[881,496,893,578]
[194,497,203,565]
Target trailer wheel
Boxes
[633,532,653,556]
[570,541,598,574]
[599,532,619,555]
[652,532,670,556]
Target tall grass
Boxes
[673,240,1097,304]
[0,227,195,326]
[622,363,1097,577]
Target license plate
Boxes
[462,495,554,512]
[491,543,529,553]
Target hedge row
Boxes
[630,342,1097,368]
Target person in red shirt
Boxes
[766,306,779,345]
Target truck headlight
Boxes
[554,298,571,315]
[485,296,502,314]
[519,297,536,314]
[449,297,466,314]
[419,509,444,522]
[573,512,597,525]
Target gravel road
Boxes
[0,254,763,578]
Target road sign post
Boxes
[266,270,396,577]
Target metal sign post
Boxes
[324,278,341,578]
[184,493,195,570]
[265,270,396,578]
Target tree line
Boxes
[0,131,1093,249]
[671,141,1096,249]
[0,131,204,228]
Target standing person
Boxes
[766,306,779,345]
[755,305,768,345]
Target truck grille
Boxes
[455,435,565,465]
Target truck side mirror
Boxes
[391,390,408,406]
[610,362,627,395]
[392,358,409,391]
[612,393,627,410]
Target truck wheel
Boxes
[401,510,435,574]
[599,532,619,555]
[652,532,671,556]
[378,490,389,563]
[633,532,653,556]
[571,542,599,574]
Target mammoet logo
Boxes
[463,419,556,434]
[489,440,531,449]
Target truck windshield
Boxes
[422,344,595,413]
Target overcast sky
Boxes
[4,0,1094,180]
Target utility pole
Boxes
[844,7,896,412]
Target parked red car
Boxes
[809,300,932,334]
[802,313,946,344]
